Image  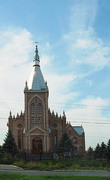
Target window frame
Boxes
[32,117,36,124]
[31,103,35,114]
[38,103,42,113]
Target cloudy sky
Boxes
[0,0,110,149]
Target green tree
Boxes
[0,145,4,159]
[86,146,94,159]
[107,139,110,160]
[100,142,107,159]
[94,143,101,159]
[2,129,17,157]
[56,132,74,156]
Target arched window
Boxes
[31,103,35,114]
[17,124,22,128]
[38,103,42,113]
[79,146,83,153]
[73,137,77,144]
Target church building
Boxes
[8,46,85,155]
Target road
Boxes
[0,165,110,177]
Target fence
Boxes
[16,151,54,161]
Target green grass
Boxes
[13,159,110,171]
[0,173,109,180]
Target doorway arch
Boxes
[32,137,43,154]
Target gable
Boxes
[30,128,44,134]
[27,124,48,135]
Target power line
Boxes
[51,102,110,109]
[1,111,110,119]
[69,120,110,125]
[0,118,110,126]
[68,116,110,120]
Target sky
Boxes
[0,0,110,150]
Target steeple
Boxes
[33,45,40,67]
[28,45,48,91]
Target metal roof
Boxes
[28,65,46,90]
[28,45,47,91]
[72,126,84,136]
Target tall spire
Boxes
[28,45,48,91]
[33,45,40,67]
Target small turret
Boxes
[13,115,15,120]
[45,81,48,90]
[56,112,58,118]
[63,110,66,119]
[20,111,23,116]
[48,108,50,113]
[16,113,19,118]
[52,110,55,115]
[24,81,28,90]
[9,111,12,119]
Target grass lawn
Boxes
[0,173,109,180]
[13,159,110,171]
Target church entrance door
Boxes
[32,137,43,154]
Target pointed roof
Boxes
[28,45,47,91]
[72,126,84,136]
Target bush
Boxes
[14,160,25,168]
[1,153,14,164]
[13,158,110,171]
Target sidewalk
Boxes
[0,164,24,171]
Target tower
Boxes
[24,45,50,153]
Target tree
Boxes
[94,143,101,159]
[107,139,110,160]
[2,129,17,157]
[100,142,107,159]
[0,145,4,158]
[86,146,94,159]
[56,132,74,156]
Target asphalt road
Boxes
[0,165,110,177]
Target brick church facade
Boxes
[8,46,85,154]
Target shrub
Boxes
[13,160,25,168]
[1,153,14,164]
[13,158,110,171]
